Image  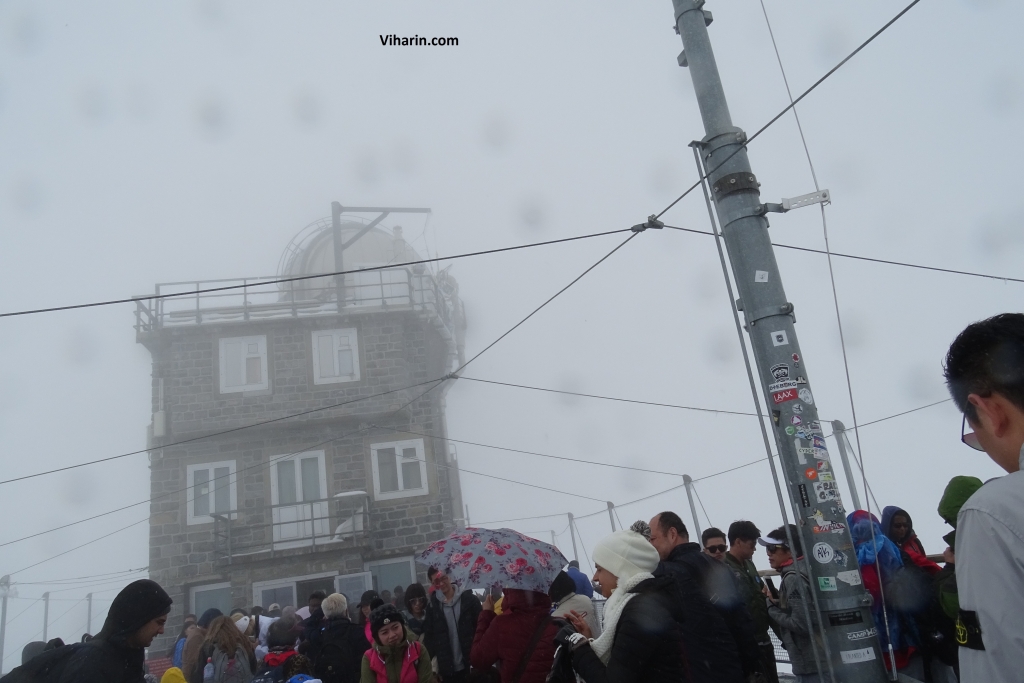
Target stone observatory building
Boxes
[134,204,467,653]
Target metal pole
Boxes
[331,201,345,309]
[606,502,616,532]
[42,591,49,642]
[465,505,471,528]
[670,3,885,680]
[86,593,93,635]
[550,530,557,547]
[683,475,702,539]
[567,513,580,562]
[0,575,10,670]
[831,421,863,511]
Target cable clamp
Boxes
[631,215,665,233]
[747,302,795,326]
[445,373,460,381]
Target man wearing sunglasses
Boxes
[759,526,820,683]
[701,527,729,561]
[944,313,1024,683]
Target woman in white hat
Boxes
[561,528,685,682]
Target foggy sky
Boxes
[1,0,1022,670]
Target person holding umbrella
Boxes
[558,528,685,683]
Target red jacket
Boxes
[901,536,941,576]
[470,589,560,683]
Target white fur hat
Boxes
[321,592,349,618]
[592,529,660,581]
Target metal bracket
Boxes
[631,215,665,233]
[712,172,760,198]
[677,50,687,67]
[782,189,830,211]
[747,301,795,326]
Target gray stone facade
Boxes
[138,300,466,656]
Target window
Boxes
[219,335,269,393]
[312,328,360,384]
[191,582,233,616]
[252,571,337,610]
[364,557,416,594]
[186,461,238,525]
[270,451,329,546]
[370,439,428,501]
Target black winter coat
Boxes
[59,637,146,683]
[654,543,746,683]
[306,615,370,683]
[422,589,482,677]
[570,576,685,683]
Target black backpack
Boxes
[310,623,362,683]
[0,643,87,683]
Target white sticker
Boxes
[768,380,797,393]
[847,627,877,641]
[771,330,789,347]
[837,570,863,587]
[799,388,814,405]
[796,443,812,464]
[819,472,835,482]
[812,542,835,564]
[755,270,769,283]
[814,481,841,502]
[840,648,876,664]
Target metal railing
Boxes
[135,266,456,337]
[212,494,371,563]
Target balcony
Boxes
[212,491,372,564]
[134,266,460,342]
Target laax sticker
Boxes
[791,403,803,414]
[791,415,802,426]
[814,480,841,502]
[813,542,835,563]
[773,388,799,404]
[805,467,818,480]
[785,426,796,436]
[755,270,769,283]
[799,388,814,405]
[769,380,798,393]
[818,576,838,592]
[771,331,790,347]
[798,484,811,508]
[837,570,863,587]
[770,363,790,381]
[847,627,877,641]
[840,648,876,664]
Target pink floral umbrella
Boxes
[416,527,568,592]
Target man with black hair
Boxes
[648,512,749,683]
[422,567,480,683]
[702,527,728,561]
[760,525,820,683]
[1,579,173,683]
[943,313,1024,682]
[724,521,777,683]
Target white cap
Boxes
[592,529,660,582]
[757,534,789,548]
[234,616,250,633]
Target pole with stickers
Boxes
[669,2,888,681]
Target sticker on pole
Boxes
[814,481,841,502]
[772,388,798,405]
[818,576,838,592]
[797,447,815,463]
[847,627,877,641]
[837,570,863,587]
[812,542,835,564]
[771,330,789,347]
[840,648,876,664]
[799,388,814,405]
[770,363,790,381]
[769,380,797,393]
[755,270,769,283]
[798,484,810,508]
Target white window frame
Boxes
[186,460,238,526]
[190,581,232,615]
[218,335,269,394]
[311,328,360,385]
[251,570,337,608]
[364,557,417,593]
[370,439,429,501]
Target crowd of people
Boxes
[3,316,1023,683]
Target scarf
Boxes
[263,649,296,667]
[589,572,651,664]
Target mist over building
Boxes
[134,206,467,651]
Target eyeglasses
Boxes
[705,544,727,554]
[764,544,788,555]
[962,413,984,452]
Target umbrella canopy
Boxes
[416,527,568,593]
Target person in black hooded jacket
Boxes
[1,579,173,683]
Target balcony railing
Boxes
[212,491,371,564]
[135,266,457,338]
